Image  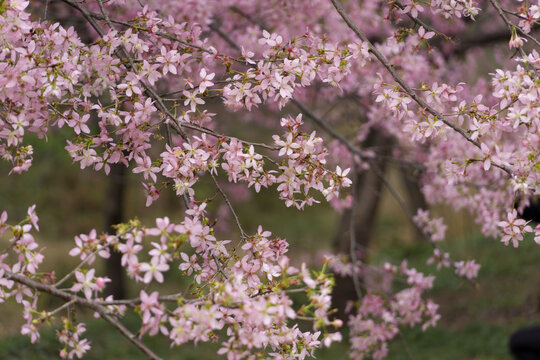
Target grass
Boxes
[377,231,540,360]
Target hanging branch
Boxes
[489,0,540,48]
[329,0,518,179]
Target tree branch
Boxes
[329,0,518,179]
[489,0,540,49]
[6,271,162,360]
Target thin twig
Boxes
[43,0,50,20]
[55,249,99,287]
[394,1,452,41]
[210,173,247,240]
[178,121,279,150]
[42,299,77,319]
[292,99,361,157]
[398,331,415,360]
[212,254,229,279]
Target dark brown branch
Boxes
[210,173,247,240]
[6,272,162,360]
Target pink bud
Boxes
[95,277,110,290]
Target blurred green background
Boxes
[1,132,539,360]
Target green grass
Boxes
[387,323,513,360]
[374,231,540,360]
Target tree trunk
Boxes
[331,130,392,320]
[104,164,126,299]
[398,163,428,241]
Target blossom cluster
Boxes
[348,262,439,360]
[413,209,448,242]
[273,114,352,208]
[223,30,370,110]
[498,209,534,248]
[399,0,480,20]
[0,205,342,359]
